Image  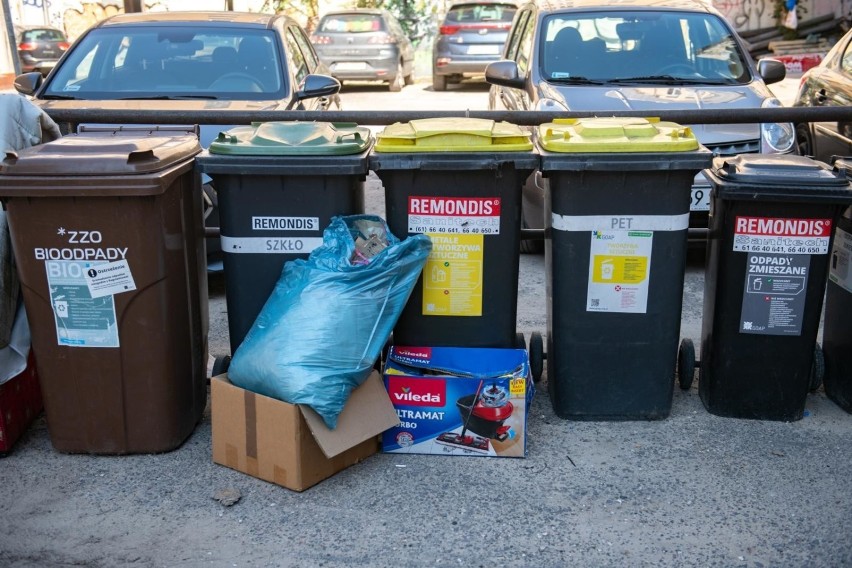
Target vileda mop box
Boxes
[382,346,533,458]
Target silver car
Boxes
[311,9,415,92]
[486,0,795,251]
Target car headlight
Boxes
[535,97,568,112]
[760,98,795,154]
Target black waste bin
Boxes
[697,154,852,421]
[195,122,371,357]
[537,118,713,420]
[822,158,852,413]
[369,118,538,354]
[0,132,208,454]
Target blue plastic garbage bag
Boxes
[228,215,432,429]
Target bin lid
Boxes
[536,118,700,153]
[0,132,200,176]
[208,121,372,156]
[373,118,533,152]
[708,155,852,203]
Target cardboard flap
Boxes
[299,371,399,458]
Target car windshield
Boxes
[541,11,750,85]
[318,14,386,33]
[42,26,286,100]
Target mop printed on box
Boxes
[382,346,533,458]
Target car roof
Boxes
[320,9,389,17]
[448,1,518,7]
[531,0,716,13]
[93,11,287,29]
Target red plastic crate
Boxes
[0,351,42,455]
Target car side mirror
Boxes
[14,72,43,96]
[290,74,341,108]
[757,58,786,86]
[485,60,525,89]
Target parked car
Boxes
[793,27,852,163]
[14,11,341,270]
[311,9,415,92]
[432,1,517,91]
[15,25,70,75]
[486,0,795,251]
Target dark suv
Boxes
[15,26,69,75]
[432,1,517,91]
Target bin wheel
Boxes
[515,332,527,350]
[212,355,231,377]
[809,343,825,392]
[529,331,544,383]
[678,339,696,390]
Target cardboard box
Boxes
[0,351,42,455]
[382,346,534,458]
[211,370,399,492]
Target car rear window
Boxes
[445,3,516,24]
[318,14,386,33]
[43,27,286,99]
[22,29,65,42]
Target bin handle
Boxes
[335,132,363,144]
[215,132,239,144]
[127,149,156,164]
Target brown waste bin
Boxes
[0,132,208,454]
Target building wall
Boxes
[713,0,849,32]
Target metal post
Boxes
[2,0,20,75]
[124,0,143,13]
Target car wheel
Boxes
[389,62,404,92]
[403,67,414,86]
[432,72,447,91]
[795,123,814,157]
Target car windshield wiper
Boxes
[547,76,605,85]
[41,94,78,100]
[608,75,729,85]
[114,95,220,100]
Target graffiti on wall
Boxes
[714,0,768,30]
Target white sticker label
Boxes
[251,216,319,231]
[552,213,689,232]
[220,236,323,254]
[408,196,501,235]
[829,227,852,293]
[732,216,833,254]
[46,260,119,348]
[84,259,136,299]
[586,230,653,314]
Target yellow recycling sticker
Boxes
[422,233,484,316]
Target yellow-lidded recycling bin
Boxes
[537,118,712,420]
[0,132,208,454]
[369,118,540,372]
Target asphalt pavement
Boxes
[2,75,851,567]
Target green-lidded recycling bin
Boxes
[699,154,852,421]
[369,118,538,351]
[814,159,852,413]
[537,118,713,420]
[0,132,208,454]
[195,122,371,355]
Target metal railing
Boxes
[40,105,852,243]
[42,105,852,129]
